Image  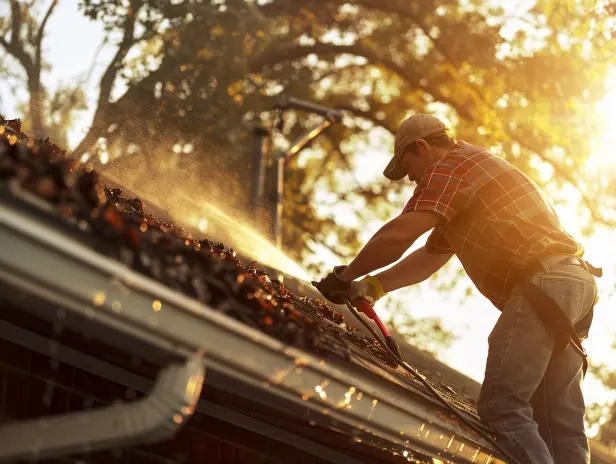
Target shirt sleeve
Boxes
[425,228,454,255]
[403,156,471,224]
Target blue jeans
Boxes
[477,256,598,464]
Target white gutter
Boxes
[0,198,505,463]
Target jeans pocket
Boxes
[538,271,594,325]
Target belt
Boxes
[526,255,603,278]
[519,256,602,377]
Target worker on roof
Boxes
[314,114,601,464]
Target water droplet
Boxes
[173,414,183,424]
[112,301,122,313]
[152,300,162,311]
[181,406,193,415]
[93,292,106,306]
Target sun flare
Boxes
[589,67,616,172]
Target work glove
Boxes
[350,275,386,306]
[312,265,351,304]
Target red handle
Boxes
[354,298,390,337]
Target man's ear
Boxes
[415,139,429,155]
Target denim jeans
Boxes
[477,256,598,464]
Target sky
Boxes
[2,0,616,434]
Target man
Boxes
[314,114,600,464]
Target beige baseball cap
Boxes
[384,113,452,181]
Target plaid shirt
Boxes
[403,141,583,310]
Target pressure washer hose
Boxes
[340,296,519,464]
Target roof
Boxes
[0,119,504,463]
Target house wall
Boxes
[0,310,334,464]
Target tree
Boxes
[0,0,90,145]
[2,0,615,260]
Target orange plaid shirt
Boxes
[403,141,583,310]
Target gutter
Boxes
[0,196,505,463]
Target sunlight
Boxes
[588,67,616,172]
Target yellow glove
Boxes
[350,275,385,305]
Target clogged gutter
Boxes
[0,118,398,370]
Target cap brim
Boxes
[383,153,407,181]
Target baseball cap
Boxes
[383,113,452,181]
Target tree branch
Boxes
[251,41,475,121]
[252,42,414,82]
[1,0,49,135]
[35,0,58,69]
[10,0,21,47]
[337,104,396,134]
[71,0,141,159]
[0,1,34,71]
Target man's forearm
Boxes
[375,248,453,293]
[338,210,443,282]
[341,231,409,281]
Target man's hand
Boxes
[350,275,386,305]
[312,265,352,304]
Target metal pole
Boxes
[249,126,270,214]
[274,151,285,248]
[273,119,334,247]
[265,96,343,249]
